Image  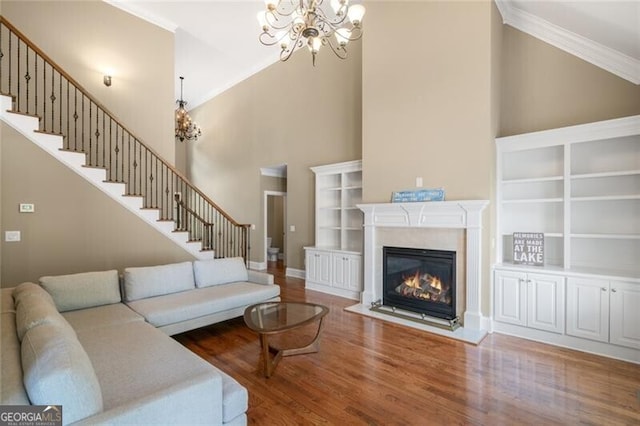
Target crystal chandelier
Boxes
[257,0,365,66]
[175,76,202,142]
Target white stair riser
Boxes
[0,96,209,260]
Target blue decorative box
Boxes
[391,188,445,203]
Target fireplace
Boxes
[383,246,456,320]
[348,200,488,343]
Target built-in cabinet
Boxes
[566,277,640,349]
[494,270,564,334]
[305,160,363,300]
[494,115,640,362]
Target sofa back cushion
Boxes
[1,289,30,405]
[13,283,75,341]
[39,270,121,312]
[124,261,195,302]
[193,257,249,288]
[21,322,103,424]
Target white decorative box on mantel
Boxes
[347,200,489,344]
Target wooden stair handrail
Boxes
[0,15,248,228]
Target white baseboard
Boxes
[286,267,305,279]
[249,261,267,271]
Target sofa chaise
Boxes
[0,257,280,425]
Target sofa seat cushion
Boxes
[126,282,281,328]
[220,371,249,423]
[74,321,223,425]
[193,257,249,288]
[62,303,144,333]
[124,261,195,302]
[21,322,103,424]
[40,270,121,312]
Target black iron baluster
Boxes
[50,64,54,133]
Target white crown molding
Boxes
[497,1,640,85]
[103,0,178,33]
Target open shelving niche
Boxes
[305,160,363,300]
[496,117,640,279]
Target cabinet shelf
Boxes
[502,198,563,204]
[571,169,640,180]
[571,233,640,240]
[571,195,640,202]
[502,176,563,184]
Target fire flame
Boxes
[405,270,421,289]
[396,270,450,303]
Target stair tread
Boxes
[5,109,39,118]
[0,91,16,100]
[82,165,107,170]
[35,130,64,136]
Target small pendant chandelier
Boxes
[257,0,365,66]
[175,76,202,142]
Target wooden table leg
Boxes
[259,318,326,378]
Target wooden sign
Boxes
[391,188,445,203]
[513,232,544,266]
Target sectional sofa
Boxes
[0,257,281,425]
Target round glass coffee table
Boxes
[244,302,329,377]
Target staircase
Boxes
[0,17,250,262]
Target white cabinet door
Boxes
[494,270,527,326]
[527,273,565,334]
[332,253,361,292]
[306,250,331,286]
[566,277,609,343]
[609,280,640,350]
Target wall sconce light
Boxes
[103,75,112,87]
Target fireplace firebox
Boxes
[382,246,456,321]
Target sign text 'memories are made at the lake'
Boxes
[513,232,544,266]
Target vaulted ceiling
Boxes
[106,0,640,109]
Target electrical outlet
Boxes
[416,177,423,187]
[289,225,296,232]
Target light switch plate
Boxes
[5,231,21,242]
[19,203,35,213]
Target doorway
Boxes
[264,191,286,267]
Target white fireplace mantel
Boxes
[352,200,489,342]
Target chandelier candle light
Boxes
[175,76,202,142]
[257,0,365,66]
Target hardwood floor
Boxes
[174,262,640,425]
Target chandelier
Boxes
[257,0,365,66]
[175,76,202,142]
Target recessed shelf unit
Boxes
[496,115,640,279]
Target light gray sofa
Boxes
[0,257,281,425]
